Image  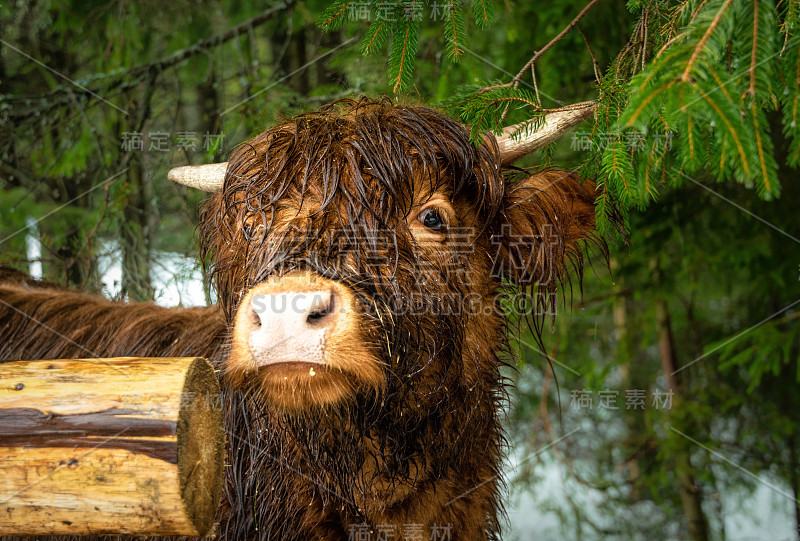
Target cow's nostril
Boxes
[306,292,336,326]
[250,307,261,327]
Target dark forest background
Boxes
[1,1,799,539]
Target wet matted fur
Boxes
[0,98,604,540]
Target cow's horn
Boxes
[167,162,228,192]
[167,103,594,190]
[496,103,595,166]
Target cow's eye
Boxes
[419,208,445,231]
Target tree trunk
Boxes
[121,152,155,301]
[614,271,648,501]
[200,77,219,308]
[120,77,158,302]
[654,293,710,541]
[0,357,224,537]
[273,12,311,96]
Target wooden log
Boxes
[0,357,224,537]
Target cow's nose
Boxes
[246,287,341,367]
[253,290,336,328]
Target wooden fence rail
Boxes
[0,357,224,537]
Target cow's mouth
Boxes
[258,361,324,376]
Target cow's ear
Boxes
[492,170,600,300]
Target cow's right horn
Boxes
[496,103,595,166]
[167,162,227,192]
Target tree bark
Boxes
[654,292,710,541]
[0,357,224,537]
[121,152,155,301]
[614,271,647,501]
[120,76,158,302]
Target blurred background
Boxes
[1,1,798,539]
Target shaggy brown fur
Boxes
[0,98,601,540]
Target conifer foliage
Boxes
[320,0,799,228]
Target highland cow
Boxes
[0,98,600,540]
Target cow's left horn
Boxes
[496,103,595,166]
[167,162,228,192]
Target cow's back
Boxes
[0,272,227,363]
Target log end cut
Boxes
[178,357,225,537]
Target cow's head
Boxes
[170,98,599,414]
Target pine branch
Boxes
[319,0,355,30]
[696,85,752,177]
[444,0,466,61]
[361,19,391,55]
[472,0,495,29]
[780,35,800,166]
[749,102,779,198]
[511,0,600,88]
[576,24,602,85]
[747,0,759,96]
[389,16,419,93]
[680,0,733,82]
